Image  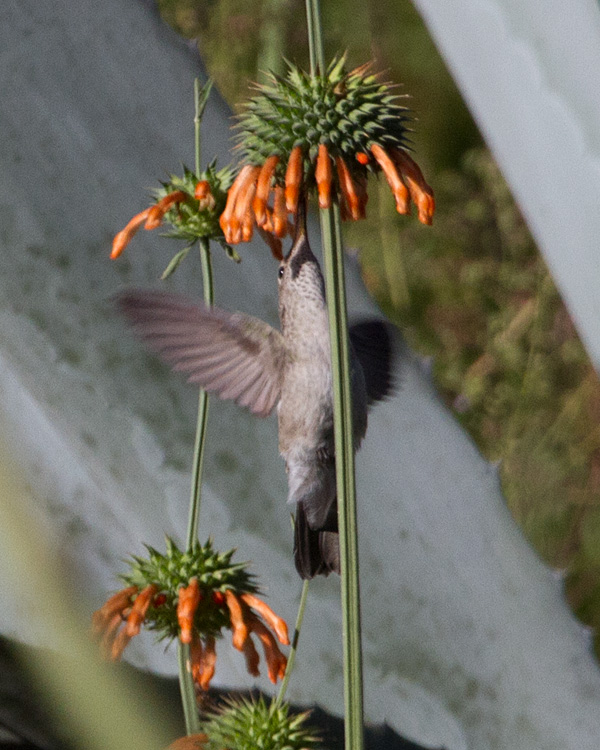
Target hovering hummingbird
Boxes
[117,203,394,579]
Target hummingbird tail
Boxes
[293,502,340,579]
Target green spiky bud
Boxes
[236,55,411,186]
[203,696,321,750]
[154,161,241,276]
[155,161,232,245]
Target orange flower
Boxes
[240,592,289,645]
[91,585,138,636]
[111,209,152,259]
[190,633,217,691]
[390,147,435,226]
[144,191,187,230]
[370,143,410,215]
[110,191,187,259]
[92,581,289,691]
[194,180,216,211]
[219,141,433,258]
[166,734,208,750]
[284,146,304,215]
[177,578,201,644]
[315,144,333,209]
[335,156,362,221]
[253,155,280,227]
[222,590,289,686]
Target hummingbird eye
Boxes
[278,265,285,279]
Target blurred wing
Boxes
[116,290,287,417]
[349,320,395,406]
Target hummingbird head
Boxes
[277,197,326,333]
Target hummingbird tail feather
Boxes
[293,502,340,579]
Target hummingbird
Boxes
[116,203,394,579]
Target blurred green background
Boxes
[157,0,600,653]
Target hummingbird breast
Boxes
[277,332,334,460]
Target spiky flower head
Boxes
[238,56,409,180]
[203,696,321,750]
[111,161,240,275]
[91,539,289,690]
[220,56,434,249]
[121,537,257,640]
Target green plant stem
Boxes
[185,238,214,551]
[178,643,201,734]
[274,579,310,709]
[194,78,213,177]
[178,80,216,737]
[308,0,325,73]
[305,2,364,745]
[320,205,365,750]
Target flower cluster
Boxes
[165,697,321,750]
[202,696,320,750]
[219,56,434,249]
[111,162,239,274]
[91,539,289,690]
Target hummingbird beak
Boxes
[285,192,308,261]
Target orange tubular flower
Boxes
[219,164,255,242]
[194,180,210,200]
[356,152,370,165]
[177,578,201,644]
[242,636,261,677]
[370,143,410,215]
[391,147,435,225]
[110,627,134,661]
[230,166,261,244]
[166,734,208,750]
[284,145,303,214]
[194,180,216,211]
[272,185,288,238]
[144,190,187,230]
[111,209,152,259]
[240,592,290,646]
[224,590,248,650]
[199,635,217,691]
[315,144,333,209]
[91,585,138,636]
[241,207,254,243]
[335,156,362,221]
[125,584,159,637]
[253,155,280,227]
[247,615,287,684]
[190,633,217,691]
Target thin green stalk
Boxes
[305,0,317,75]
[185,238,214,551]
[305,3,364,745]
[320,205,364,750]
[310,0,325,73]
[305,0,325,74]
[274,579,310,709]
[178,79,216,737]
[194,78,213,177]
[178,643,201,734]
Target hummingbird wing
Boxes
[349,320,395,406]
[116,290,287,417]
